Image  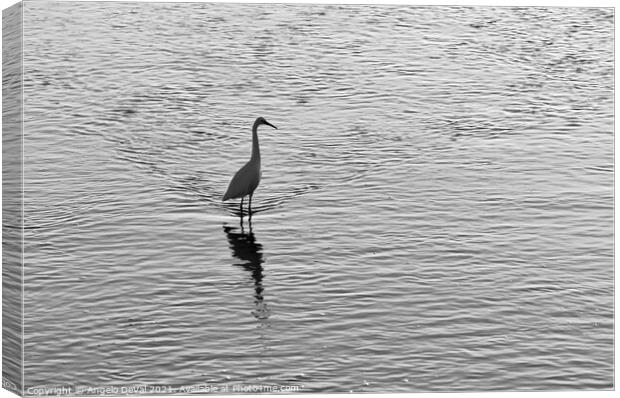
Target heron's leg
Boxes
[240,197,244,218]
[248,193,253,217]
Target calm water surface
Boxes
[19,1,613,393]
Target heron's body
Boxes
[222,159,261,201]
[222,117,277,216]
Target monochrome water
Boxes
[9,1,613,393]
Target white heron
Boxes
[222,117,278,217]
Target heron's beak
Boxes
[265,121,278,130]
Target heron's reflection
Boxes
[223,223,270,320]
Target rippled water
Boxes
[16,1,613,393]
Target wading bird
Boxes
[222,117,278,217]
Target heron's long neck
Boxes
[251,123,260,162]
